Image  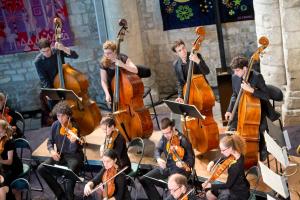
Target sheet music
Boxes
[267,194,277,200]
[259,161,289,198]
[264,131,289,168]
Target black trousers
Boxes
[37,152,83,200]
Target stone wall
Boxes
[0,0,258,112]
[0,0,104,112]
[136,0,258,97]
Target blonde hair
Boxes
[0,92,5,101]
[100,41,117,68]
[221,134,246,155]
[0,119,13,138]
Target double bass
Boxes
[228,36,269,169]
[182,27,219,154]
[52,17,101,136]
[111,19,153,141]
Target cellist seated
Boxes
[84,149,131,200]
[202,135,250,200]
[224,55,280,161]
[139,118,195,200]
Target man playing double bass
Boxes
[139,118,195,200]
[225,55,281,161]
[34,38,79,126]
[171,39,210,103]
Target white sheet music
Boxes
[264,131,289,168]
[267,194,277,200]
[259,161,289,198]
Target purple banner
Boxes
[0,0,74,55]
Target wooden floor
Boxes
[32,124,300,199]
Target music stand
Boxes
[42,163,83,183]
[41,88,82,102]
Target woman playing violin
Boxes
[0,92,22,139]
[99,116,131,174]
[84,149,131,200]
[0,119,23,200]
[166,173,199,200]
[139,118,195,200]
[37,101,84,200]
[202,134,250,200]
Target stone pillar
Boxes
[102,0,145,65]
[253,0,286,88]
[279,0,300,125]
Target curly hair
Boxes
[230,55,248,70]
[100,40,117,68]
[221,134,246,155]
[51,101,72,117]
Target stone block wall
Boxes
[0,0,104,112]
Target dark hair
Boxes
[51,101,72,117]
[37,38,51,49]
[103,149,120,166]
[171,39,185,52]
[230,55,248,70]
[160,117,175,130]
[100,115,115,127]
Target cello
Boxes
[52,17,101,136]
[111,19,153,141]
[182,27,219,154]
[227,36,269,169]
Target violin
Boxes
[1,94,13,124]
[179,188,195,200]
[104,130,119,150]
[200,155,236,196]
[86,166,128,197]
[166,134,190,172]
[59,123,83,144]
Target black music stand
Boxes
[42,163,83,183]
[163,100,205,134]
[41,88,82,102]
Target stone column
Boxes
[279,0,300,125]
[253,0,286,88]
[102,0,145,65]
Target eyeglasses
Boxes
[169,186,181,193]
[220,147,229,152]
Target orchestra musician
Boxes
[99,40,138,106]
[139,118,195,200]
[166,173,199,200]
[84,149,131,200]
[37,101,84,200]
[0,119,23,200]
[34,38,79,126]
[99,116,131,174]
[225,55,281,161]
[171,39,210,103]
[0,92,22,138]
[202,134,250,200]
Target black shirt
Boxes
[91,167,131,200]
[211,155,250,199]
[173,53,210,98]
[34,48,78,88]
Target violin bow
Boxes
[179,188,195,200]
[87,166,128,195]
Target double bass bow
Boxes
[227,36,269,169]
[111,19,153,141]
[53,17,101,136]
[182,26,219,154]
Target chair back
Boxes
[127,137,145,176]
[10,178,31,200]
[246,165,261,200]
[14,138,32,159]
[14,111,25,138]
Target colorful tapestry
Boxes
[160,0,254,31]
[0,0,73,55]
